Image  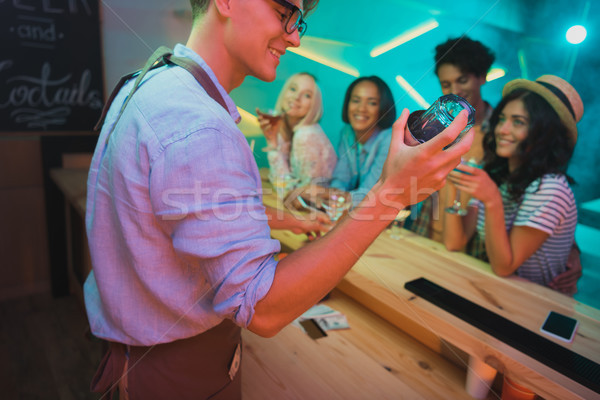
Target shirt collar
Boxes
[173,43,241,124]
[361,127,383,152]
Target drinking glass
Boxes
[502,376,536,400]
[269,173,298,201]
[389,208,411,239]
[321,193,351,222]
[257,109,283,152]
[408,94,475,149]
[445,158,481,216]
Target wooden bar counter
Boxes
[49,167,473,399]
[262,179,600,399]
[338,231,600,400]
[51,167,600,399]
[266,233,600,399]
[242,289,471,400]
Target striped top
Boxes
[470,174,577,286]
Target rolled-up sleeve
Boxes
[149,126,280,327]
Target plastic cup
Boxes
[465,357,498,399]
[501,376,536,400]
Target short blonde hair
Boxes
[274,73,323,129]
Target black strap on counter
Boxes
[94,46,228,142]
[404,277,600,394]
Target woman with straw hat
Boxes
[443,75,583,289]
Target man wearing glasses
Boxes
[85,0,472,398]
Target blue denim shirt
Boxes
[84,44,280,346]
[330,124,392,207]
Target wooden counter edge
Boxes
[336,269,596,400]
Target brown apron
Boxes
[91,320,241,399]
[90,47,241,399]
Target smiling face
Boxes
[281,74,315,124]
[437,63,485,110]
[224,0,302,86]
[495,98,529,171]
[347,80,381,143]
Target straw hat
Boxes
[502,75,583,143]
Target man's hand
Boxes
[379,108,474,209]
[250,110,472,338]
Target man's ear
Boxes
[213,0,233,17]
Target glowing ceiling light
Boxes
[517,49,528,80]
[486,68,506,82]
[237,107,259,127]
[299,36,354,47]
[370,20,439,58]
[566,25,587,44]
[395,75,429,109]
[287,47,359,77]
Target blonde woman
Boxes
[258,72,336,195]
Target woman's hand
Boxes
[291,185,349,211]
[265,205,331,239]
[256,108,283,148]
[447,165,500,206]
[548,245,582,295]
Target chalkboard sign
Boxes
[0,0,104,131]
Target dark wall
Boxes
[0,0,104,132]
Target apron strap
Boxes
[165,53,228,111]
[90,342,126,397]
[94,46,171,132]
[94,46,228,143]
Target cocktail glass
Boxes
[321,193,351,222]
[270,173,298,201]
[389,209,411,239]
[445,158,481,216]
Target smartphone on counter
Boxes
[540,311,579,343]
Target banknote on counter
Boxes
[294,304,350,333]
[313,313,350,331]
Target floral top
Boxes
[267,123,337,191]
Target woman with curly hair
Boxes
[443,75,582,288]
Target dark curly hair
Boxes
[341,76,396,130]
[434,37,495,78]
[482,88,575,201]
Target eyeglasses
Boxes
[271,0,307,38]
